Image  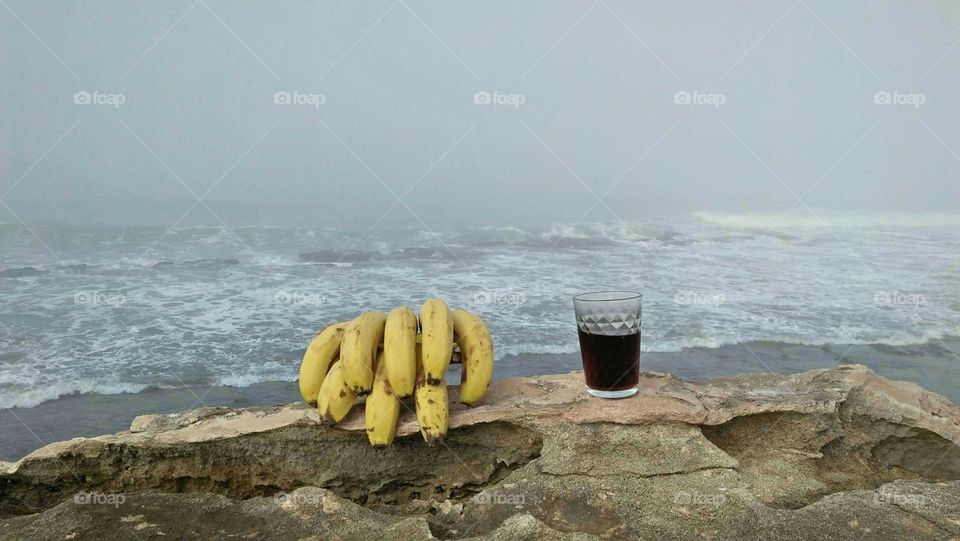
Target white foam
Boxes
[495,342,580,360]
[0,381,155,410]
[693,211,960,229]
[653,328,960,352]
[3,218,959,410]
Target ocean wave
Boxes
[216,373,295,388]
[0,381,157,410]
[693,211,960,229]
[478,225,534,244]
[465,222,689,250]
[500,327,960,358]
[543,222,682,243]
[2,329,956,409]
[0,257,248,275]
[3,218,958,411]
[494,342,580,359]
[655,327,960,352]
[298,247,457,263]
[179,258,240,267]
[0,368,300,409]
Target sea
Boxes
[1,211,959,459]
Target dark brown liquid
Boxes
[577,329,640,391]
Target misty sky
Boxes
[1,1,959,228]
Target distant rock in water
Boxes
[394,247,447,260]
[0,351,27,364]
[299,250,375,263]
[181,258,240,267]
[0,264,89,276]
[299,247,454,264]
[4,365,960,539]
[0,266,47,278]
[150,259,239,269]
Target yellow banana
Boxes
[317,361,356,425]
[298,322,349,406]
[418,298,453,384]
[414,343,448,445]
[451,310,494,406]
[341,311,387,393]
[365,351,400,448]
[384,306,418,398]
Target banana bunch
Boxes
[297,298,494,448]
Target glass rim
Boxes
[573,290,643,303]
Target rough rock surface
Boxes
[2,364,960,540]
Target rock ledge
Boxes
[2,365,960,540]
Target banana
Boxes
[365,351,400,448]
[418,298,453,384]
[317,361,356,425]
[451,310,494,405]
[298,322,349,406]
[384,306,418,398]
[341,311,387,393]
[414,343,448,445]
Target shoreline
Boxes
[2,337,958,461]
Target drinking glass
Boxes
[573,291,642,398]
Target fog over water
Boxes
[1,2,960,434]
[2,1,959,227]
